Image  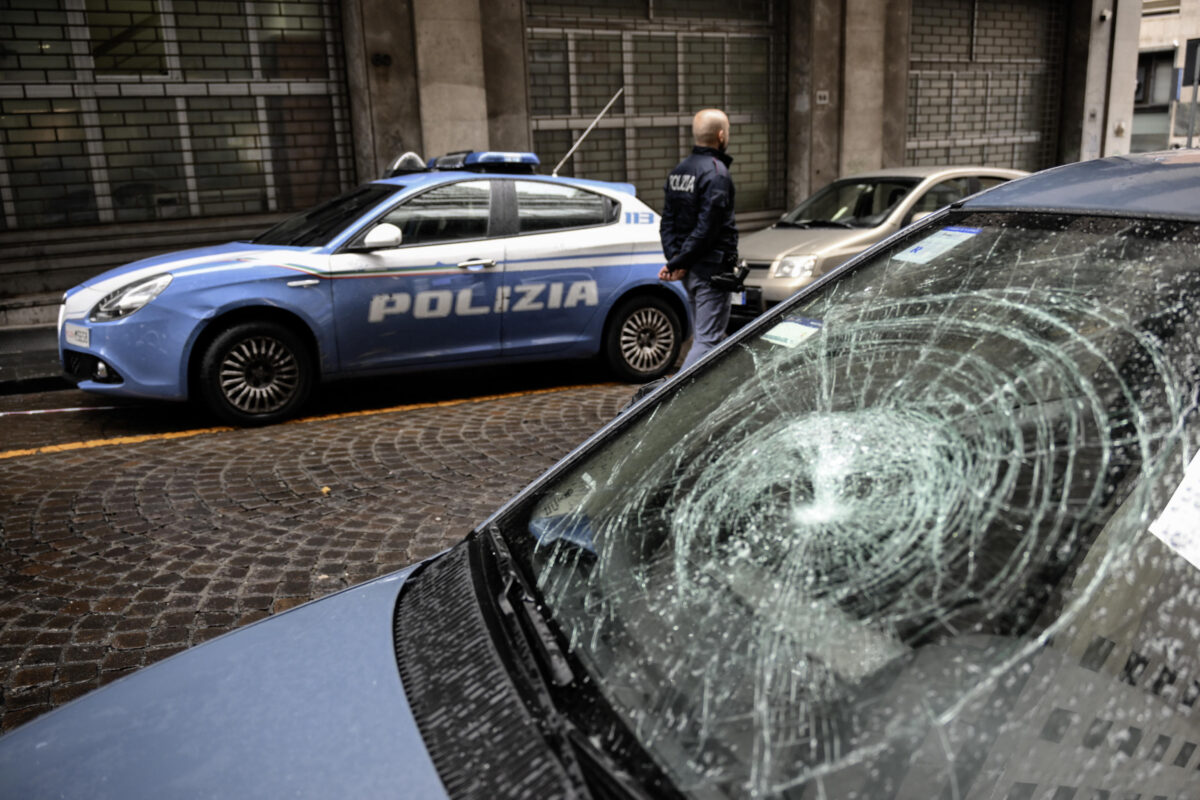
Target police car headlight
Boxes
[774,255,817,279]
[90,274,173,322]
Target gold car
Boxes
[734,165,1027,319]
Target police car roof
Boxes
[960,150,1200,221]
[373,170,639,197]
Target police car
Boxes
[57,151,689,424]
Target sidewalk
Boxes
[0,324,68,395]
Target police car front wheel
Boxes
[198,321,313,426]
[605,296,682,382]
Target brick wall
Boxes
[907,0,1066,170]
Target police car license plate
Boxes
[64,323,90,348]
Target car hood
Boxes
[62,242,324,322]
[738,224,884,261]
[74,241,319,294]
[0,567,448,800]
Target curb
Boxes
[0,375,71,397]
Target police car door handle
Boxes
[457,258,496,270]
[287,279,321,287]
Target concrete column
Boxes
[811,0,843,191]
[839,0,909,175]
[341,0,423,182]
[881,0,911,168]
[840,0,887,176]
[787,0,905,205]
[787,0,844,207]
[1060,0,1143,163]
[1102,0,1141,156]
[411,0,490,157]
[480,0,532,151]
[786,0,814,207]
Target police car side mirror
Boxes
[360,223,403,251]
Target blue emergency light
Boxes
[426,151,540,173]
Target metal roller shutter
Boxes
[525,0,787,216]
[0,0,355,232]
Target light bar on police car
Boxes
[465,151,539,166]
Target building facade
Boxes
[1133,0,1200,152]
[0,0,1140,324]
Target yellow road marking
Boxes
[0,383,617,462]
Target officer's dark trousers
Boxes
[681,270,732,370]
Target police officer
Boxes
[659,108,738,370]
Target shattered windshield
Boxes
[778,177,918,229]
[506,212,1200,798]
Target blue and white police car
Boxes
[57,151,688,424]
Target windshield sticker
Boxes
[761,316,822,348]
[892,225,982,264]
[1150,450,1200,570]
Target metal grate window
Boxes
[526,0,787,215]
[1143,0,1182,15]
[906,0,1066,172]
[0,0,353,232]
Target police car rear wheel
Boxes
[199,321,312,425]
[606,296,681,382]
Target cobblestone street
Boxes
[0,383,633,731]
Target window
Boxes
[1143,0,1181,15]
[976,176,1011,191]
[255,184,401,247]
[780,177,918,228]
[1135,50,1177,108]
[1134,50,1179,153]
[515,181,611,233]
[380,181,491,246]
[911,177,973,215]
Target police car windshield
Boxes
[511,211,1200,798]
[780,176,918,228]
[253,184,403,247]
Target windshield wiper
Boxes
[487,527,576,687]
[476,526,683,800]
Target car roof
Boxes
[960,150,1200,220]
[836,165,1029,181]
[370,170,638,197]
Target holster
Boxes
[707,251,747,293]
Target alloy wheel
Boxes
[619,307,675,374]
[218,335,301,415]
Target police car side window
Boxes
[378,180,490,245]
[515,181,610,234]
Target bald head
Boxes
[692,108,730,149]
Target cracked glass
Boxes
[507,211,1200,799]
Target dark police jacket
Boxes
[660,146,738,279]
